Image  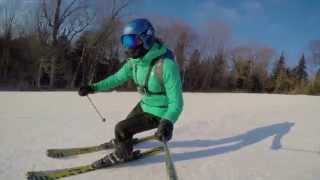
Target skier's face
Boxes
[125,44,148,59]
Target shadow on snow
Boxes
[131,122,295,166]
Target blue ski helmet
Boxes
[121,18,155,50]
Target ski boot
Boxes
[92,139,136,169]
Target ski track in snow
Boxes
[0,92,320,180]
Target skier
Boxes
[78,18,183,167]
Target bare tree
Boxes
[196,21,232,91]
[161,21,197,86]
[0,0,18,80]
[37,0,94,88]
[185,49,201,90]
[309,40,320,66]
[39,0,93,44]
[199,21,232,58]
[0,1,17,38]
[230,43,275,91]
[72,0,130,86]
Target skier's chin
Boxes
[125,47,148,59]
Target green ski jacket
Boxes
[92,42,183,123]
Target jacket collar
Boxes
[130,42,167,66]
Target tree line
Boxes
[0,0,319,95]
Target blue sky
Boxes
[1,0,319,68]
[131,0,320,66]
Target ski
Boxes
[47,135,155,158]
[27,146,164,180]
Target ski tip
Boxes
[47,150,65,158]
[26,171,37,180]
[133,150,141,155]
[27,171,57,180]
[46,150,53,157]
[131,150,149,160]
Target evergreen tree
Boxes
[272,53,286,80]
[306,68,320,95]
[271,53,292,93]
[232,59,252,90]
[316,68,320,77]
[249,70,263,92]
[293,54,308,82]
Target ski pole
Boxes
[86,95,106,122]
[161,139,178,180]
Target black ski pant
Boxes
[114,102,160,152]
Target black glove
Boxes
[155,120,174,142]
[78,85,94,96]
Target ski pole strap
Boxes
[162,141,178,180]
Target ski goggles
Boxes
[121,34,142,49]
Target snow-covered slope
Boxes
[1,92,319,180]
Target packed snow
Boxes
[0,92,319,180]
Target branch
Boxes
[90,0,129,48]
[61,5,88,23]
[60,0,78,19]
[111,0,129,20]
[61,9,92,42]
[69,22,90,41]
[41,0,53,27]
